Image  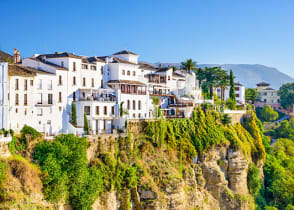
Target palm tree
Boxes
[216,69,229,102]
[181,59,197,73]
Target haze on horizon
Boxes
[0,0,293,78]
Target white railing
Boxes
[0,136,12,143]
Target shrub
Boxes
[247,162,262,196]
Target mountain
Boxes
[154,63,294,89]
[198,64,294,89]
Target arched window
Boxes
[73,76,76,85]
[91,78,94,87]
[127,100,130,109]
[133,100,136,110]
[132,71,136,76]
[122,69,125,75]
[127,71,130,76]
[83,77,86,86]
[138,100,141,110]
[59,75,62,85]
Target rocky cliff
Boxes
[91,144,257,210]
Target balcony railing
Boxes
[79,96,116,102]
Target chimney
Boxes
[13,48,20,63]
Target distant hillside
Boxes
[154,63,294,89]
[198,64,294,89]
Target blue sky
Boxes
[0,0,294,77]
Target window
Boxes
[236,94,240,97]
[122,69,125,75]
[24,79,28,91]
[133,100,136,110]
[59,92,62,103]
[37,79,42,89]
[104,106,107,115]
[37,108,43,116]
[138,113,141,118]
[73,76,76,85]
[91,78,94,87]
[24,109,27,116]
[58,75,62,85]
[138,100,141,110]
[61,61,64,67]
[101,80,103,88]
[48,94,53,104]
[133,113,136,118]
[101,66,103,74]
[82,64,88,69]
[168,76,171,80]
[30,80,34,86]
[16,108,18,113]
[83,77,86,86]
[24,94,27,106]
[47,120,51,125]
[127,71,130,76]
[37,93,42,104]
[235,87,240,91]
[111,106,114,115]
[84,106,90,115]
[127,100,130,109]
[48,80,53,90]
[15,94,19,105]
[15,79,19,90]
[59,106,62,112]
[73,62,76,71]
[96,106,99,115]
[73,92,76,101]
[90,65,96,70]
[132,71,136,76]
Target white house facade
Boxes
[1,49,204,136]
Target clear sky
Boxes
[0,0,293,77]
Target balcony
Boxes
[79,95,116,102]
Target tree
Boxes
[84,113,89,135]
[278,83,294,109]
[217,70,230,102]
[195,67,229,99]
[229,69,236,101]
[152,96,160,118]
[181,59,197,73]
[245,88,258,102]
[260,105,279,122]
[221,114,232,126]
[71,102,77,125]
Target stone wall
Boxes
[86,133,126,161]
[0,141,10,157]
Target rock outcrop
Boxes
[92,145,258,210]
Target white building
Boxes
[1,49,203,135]
[216,82,246,105]
[0,62,9,130]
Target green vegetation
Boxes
[263,138,294,209]
[181,58,197,73]
[245,88,258,102]
[221,113,232,126]
[71,102,77,125]
[257,105,279,122]
[278,83,294,109]
[145,107,264,161]
[84,113,89,134]
[229,69,236,102]
[195,66,229,99]
[34,134,103,209]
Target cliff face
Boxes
[92,145,257,210]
